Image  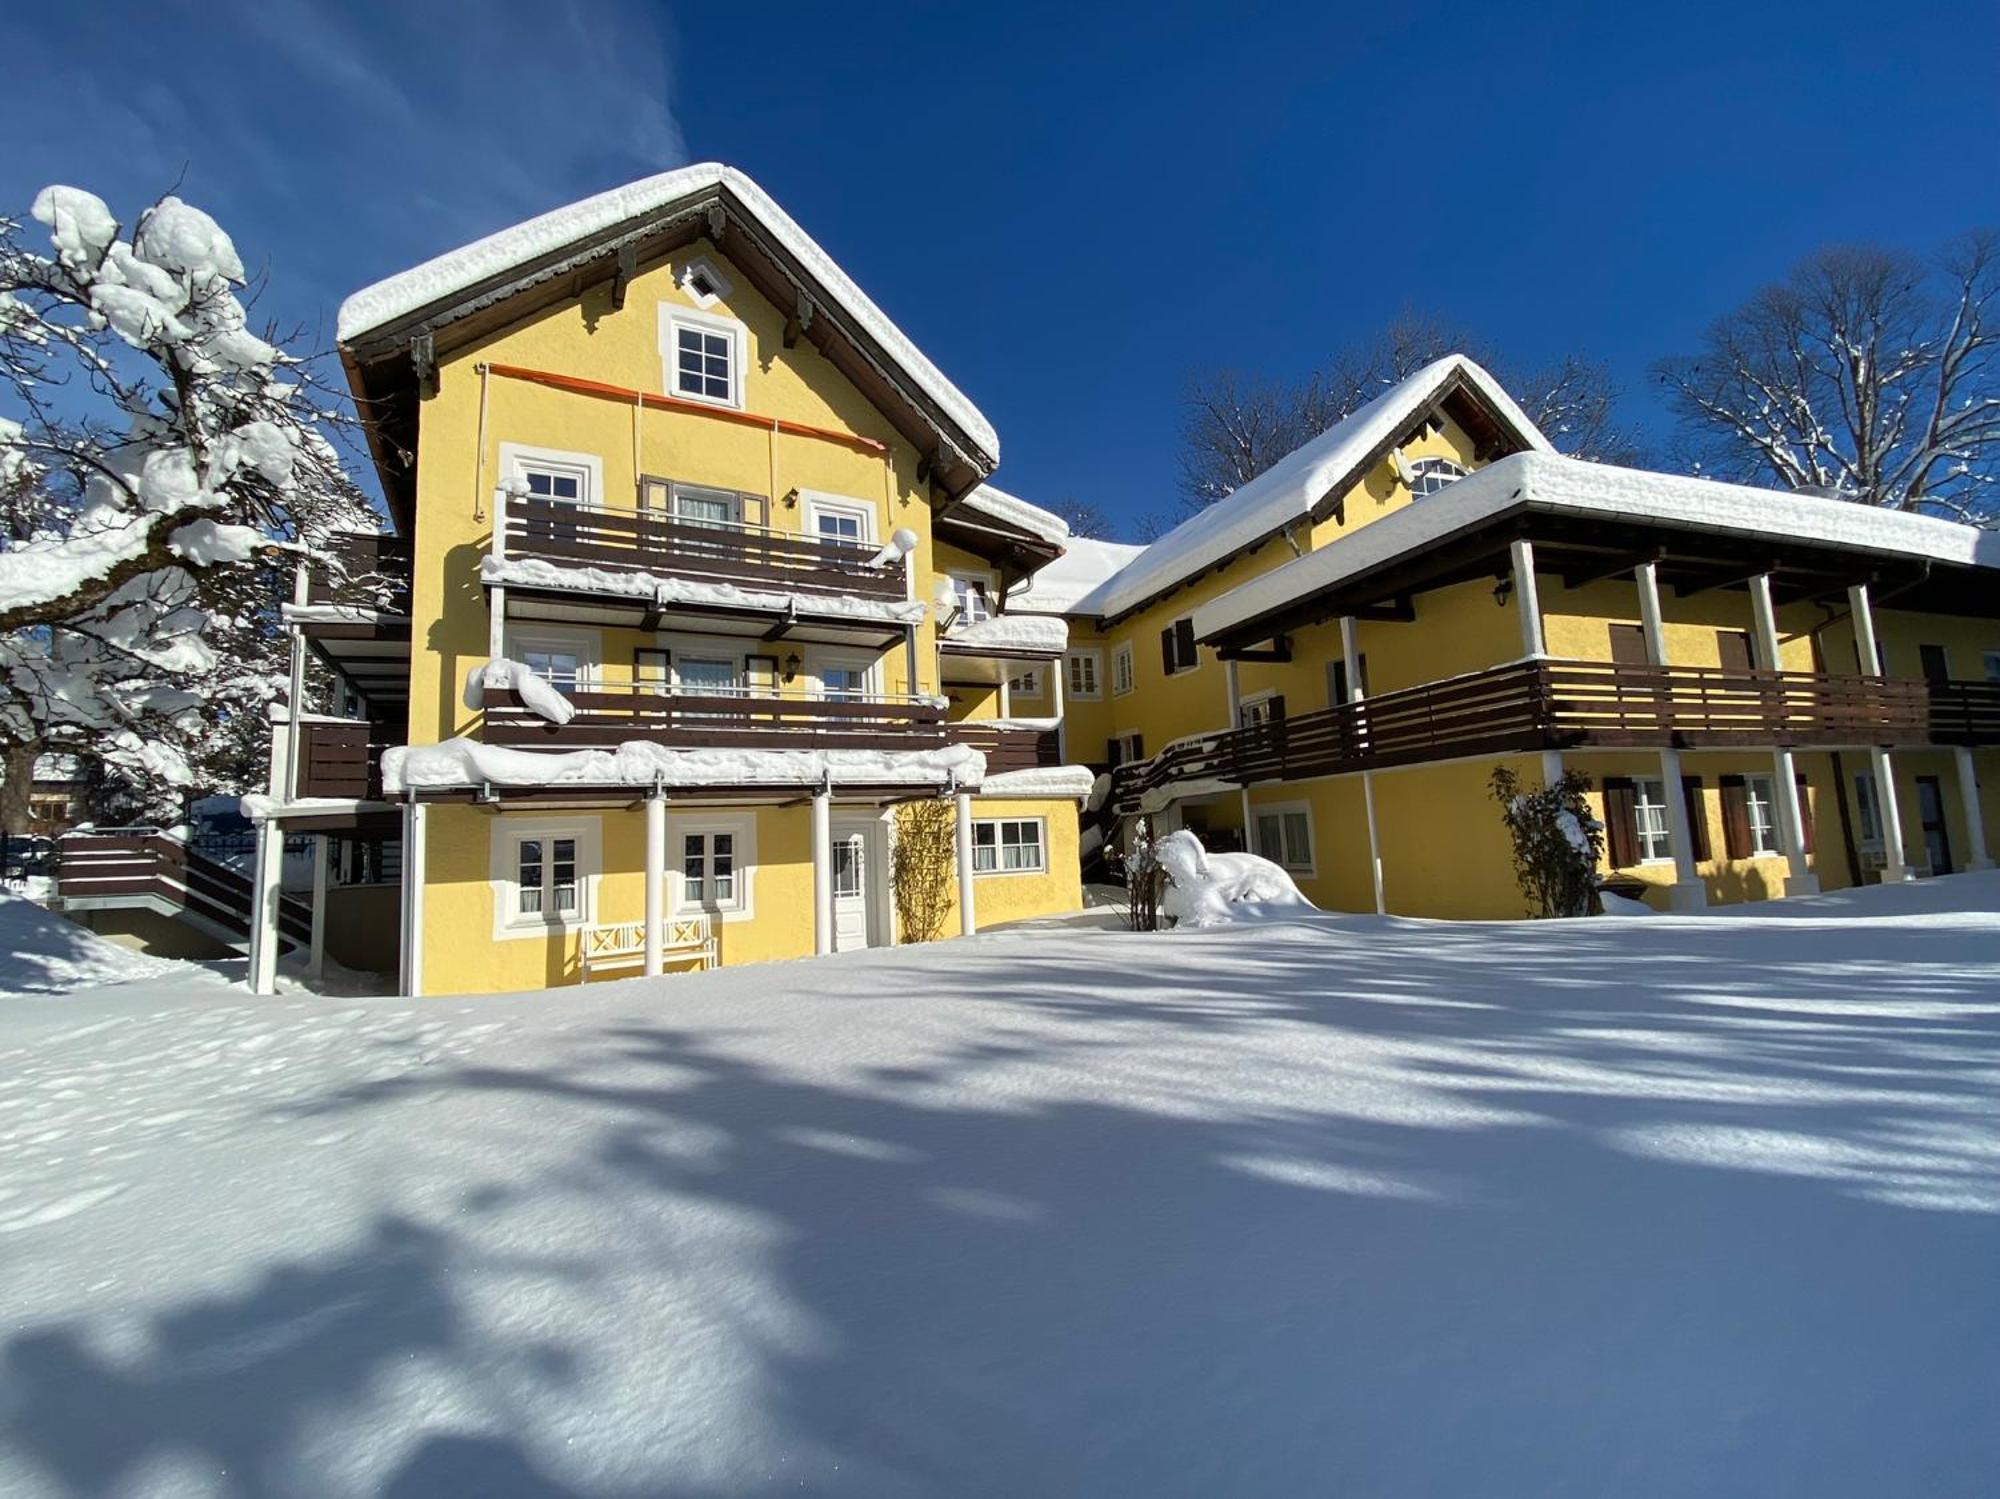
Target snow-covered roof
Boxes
[954,485,1069,544]
[1195,450,2000,644]
[384,737,986,795]
[1011,536,1148,616]
[941,613,1070,655]
[978,765,1099,800]
[337,162,998,464]
[1070,356,1548,621]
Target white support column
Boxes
[997,663,1012,719]
[1540,750,1566,788]
[308,834,330,981]
[812,784,833,955]
[283,628,308,801]
[1954,748,1992,870]
[399,800,428,998]
[1749,573,1818,894]
[1656,746,1708,910]
[1225,656,1243,728]
[1510,538,1545,658]
[1747,572,1783,672]
[1849,583,1914,884]
[643,793,666,976]
[1340,615,1386,914]
[1050,650,1067,762]
[955,789,977,936]
[1635,559,1668,665]
[247,820,284,996]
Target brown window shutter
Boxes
[1602,777,1638,868]
[1717,631,1755,674]
[1680,776,1710,861]
[1174,618,1196,670]
[1919,644,1950,683]
[1608,624,1649,665]
[1106,737,1123,768]
[1719,775,1751,858]
[1268,694,1286,721]
[1160,627,1176,676]
[1795,774,1816,854]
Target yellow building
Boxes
[248,165,1086,996]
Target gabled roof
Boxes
[1195,450,2000,648]
[1013,536,1147,615]
[339,164,998,528]
[1069,356,1549,623]
[955,484,1069,545]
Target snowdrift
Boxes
[0,888,187,997]
[1154,829,1317,928]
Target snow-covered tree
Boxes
[1655,233,2000,521]
[0,186,378,831]
[1177,311,1641,514]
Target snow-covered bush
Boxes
[0,185,377,828]
[1488,765,1603,918]
[891,798,956,943]
[1154,829,1315,929]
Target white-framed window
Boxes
[678,255,732,309]
[1985,650,2000,683]
[505,626,599,696]
[948,571,993,624]
[811,652,877,700]
[972,817,1046,875]
[659,305,746,409]
[1066,648,1102,699]
[674,655,742,697]
[490,816,600,938]
[664,481,741,528]
[1008,665,1044,697]
[1238,692,1279,727]
[1633,778,1672,863]
[499,443,603,515]
[1252,803,1314,874]
[1406,455,1468,499]
[1111,641,1135,696]
[1744,775,1781,856]
[1109,731,1144,766]
[1853,771,1884,848]
[672,813,757,919]
[801,492,876,550]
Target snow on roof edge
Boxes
[1194,450,2000,644]
[956,484,1070,543]
[1068,356,1549,622]
[336,163,998,463]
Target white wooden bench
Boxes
[579,915,717,978]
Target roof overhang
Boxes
[341,169,999,532]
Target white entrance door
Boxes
[830,825,872,951]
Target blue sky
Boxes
[7,0,1996,537]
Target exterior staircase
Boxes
[54,830,311,954]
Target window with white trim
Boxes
[1406,456,1468,499]
[520,462,585,505]
[813,653,875,699]
[516,836,579,919]
[500,444,602,522]
[973,817,1046,874]
[507,627,598,697]
[1066,649,1101,699]
[1854,772,1884,847]
[1744,775,1781,855]
[491,817,598,938]
[1008,665,1044,696]
[671,813,757,918]
[1633,778,1672,863]
[1252,804,1314,873]
[675,656,742,698]
[948,572,993,624]
[659,306,745,409]
[804,494,874,550]
[681,831,738,908]
[666,482,740,528]
[1111,641,1135,696]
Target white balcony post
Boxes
[1050,651,1066,762]
[1747,572,1784,672]
[1848,583,1915,884]
[1509,538,1545,658]
[1748,573,1818,893]
[399,799,428,997]
[247,819,284,996]
[1954,748,1991,870]
[812,783,833,955]
[1340,615,1386,915]
[997,662,1012,719]
[1637,560,1706,908]
[1635,560,1668,665]
[643,792,666,976]
[308,834,330,981]
[955,788,978,935]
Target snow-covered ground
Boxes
[3,877,1998,1496]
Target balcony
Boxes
[292,719,391,800]
[483,685,948,751]
[304,531,412,616]
[1108,658,2000,815]
[500,495,906,605]
[943,721,1062,771]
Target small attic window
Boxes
[1407,456,1468,499]
[679,257,731,309]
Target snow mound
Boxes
[385,736,985,793]
[979,765,1098,800]
[0,888,188,998]
[478,658,576,725]
[1154,830,1316,929]
[944,613,1069,653]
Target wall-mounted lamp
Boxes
[782,487,800,510]
[783,652,801,681]
[1492,574,1514,607]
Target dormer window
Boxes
[659,306,745,409]
[678,256,732,309]
[1407,456,1468,499]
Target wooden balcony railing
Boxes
[304,531,412,614]
[483,685,948,751]
[944,722,1062,771]
[294,720,390,800]
[56,832,312,947]
[502,496,906,603]
[1108,658,1991,816]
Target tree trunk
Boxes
[1,737,44,835]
